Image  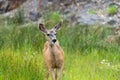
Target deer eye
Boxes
[47,34,50,36]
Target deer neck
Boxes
[49,43,55,48]
[47,41,59,53]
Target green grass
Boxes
[0,18,120,80]
[89,9,97,14]
[0,48,120,80]
[64,50,120,80]
[108,5,118,15]
[0,49,44,80]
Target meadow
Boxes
[0,13,120,80]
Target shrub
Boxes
[44,12,61,28]
[108,5,118,15]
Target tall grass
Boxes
[0,23,119,52]
[0,49,44,80]
[0,12,120,80]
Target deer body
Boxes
[39,21,64,80]
[43,41,64,69]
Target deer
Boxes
[39,21,64,80]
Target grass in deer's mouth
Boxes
[0,22,120,80]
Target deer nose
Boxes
[52,39,57,43]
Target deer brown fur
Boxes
[39,21,64,80]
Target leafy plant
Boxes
[44,12,61,28]
[108,5,118,15]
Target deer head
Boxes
[39,21,62,44]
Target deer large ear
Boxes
[39,24,47,33]
[54,21,62,31]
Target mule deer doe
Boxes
[39,21,64,80]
